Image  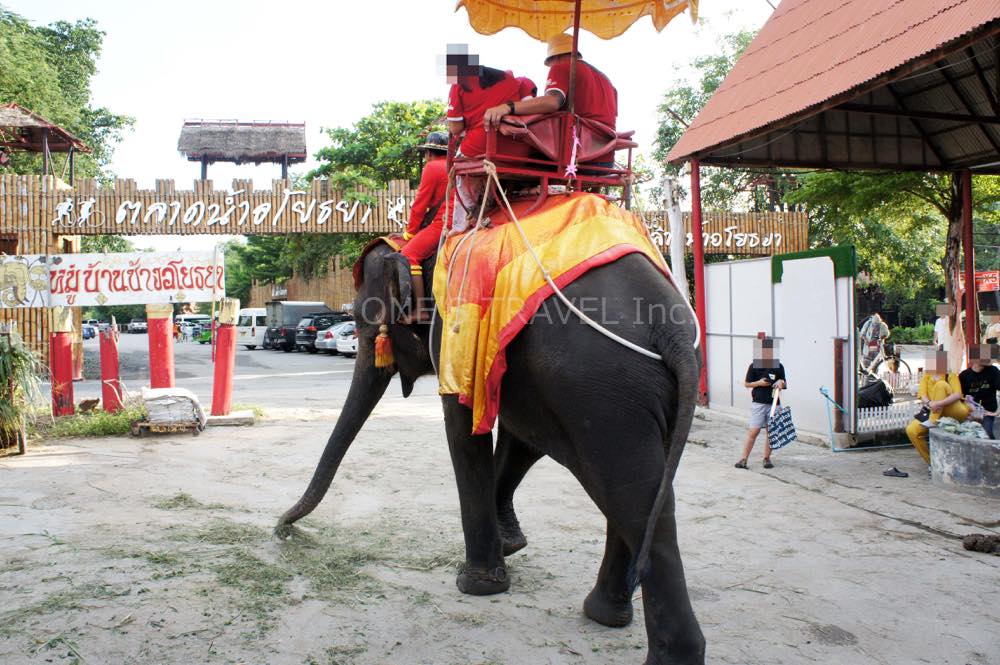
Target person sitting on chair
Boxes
[905,346,970,464]
[399,131,451,324]
[445,48,536,232]
[481,32,618,136]
[481,33,619,181]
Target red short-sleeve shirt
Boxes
[545,60,617,129]
[448,71,534,156]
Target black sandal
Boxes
[734,459,748,469]
[763,458,774,469]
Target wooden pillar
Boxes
[281,154,289,180]
[68,146,75,183]
[962,169,977,345]
[200,156,209,181]
[690,158,709,406]
[41,128,50,176]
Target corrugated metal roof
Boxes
[667,0,1000,164]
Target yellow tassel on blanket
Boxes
[374,324,394,368]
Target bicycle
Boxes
[860,339,913,394]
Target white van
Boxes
[236,307,267,350]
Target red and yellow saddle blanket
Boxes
[433,192,668,435]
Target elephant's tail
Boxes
[627,324,699,593]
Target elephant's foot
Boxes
[498,508,527,556]
[583,587,634,628]
[457,565,510,596]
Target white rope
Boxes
[483,162,701,360]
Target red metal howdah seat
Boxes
[449,111,638,211]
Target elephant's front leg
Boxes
[441,395,509,595]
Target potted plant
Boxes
[0,327,40,456]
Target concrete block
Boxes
[205,410,256,427]
[929,429,1000,498]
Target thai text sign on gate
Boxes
[0,251,224,308]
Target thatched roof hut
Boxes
[0,103,91,154]
[177,120,307,166]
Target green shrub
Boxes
[30,403,147,439]
[891,323,934,344]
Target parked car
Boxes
[295,313,351,353]
[81,323,96,340]
[315,321,354,354]
[236,307,267,350]
[335,321,358,357]
[264,301,332,351]
[84,318,100,328]
[127,319,147,334]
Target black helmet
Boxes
[417,131,449,153]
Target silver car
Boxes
[315,321,353,354]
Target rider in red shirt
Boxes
[481,33,619,134]
[400,131,450,323]
[447,66,536,159]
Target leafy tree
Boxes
[229,99,448,286]
[0,7,132,178]
[653,29,799,212]
[787,171,1000,322]
[80,235,133,253]
[309,99,446,192]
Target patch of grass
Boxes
[29,403,146,439]
[0,582,130,638]
[168,518,268,546]
[232,402,266,420]
[151,492,228,511]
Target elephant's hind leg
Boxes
[583,522,634,627]
[494,427,543,556]
[572,425,705,665]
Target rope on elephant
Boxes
[481,161,701,359]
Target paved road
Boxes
[51,331,434,410]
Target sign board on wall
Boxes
[958,270,1000,293]
[0,251,224,308]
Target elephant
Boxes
[0,261,29,307]
[277,234,706,665]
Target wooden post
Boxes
[567,0,582,116]
[146,304,175,388]
[211,298,240,416]
[49,306,74,417]
[833,339,845,433]
[99,320,122,413]
[41,128,50,176]
[281,154,289,180]
[68,146,75,183]
[200,156,208,181]
[962,169,977,345]
[691,158,709,405]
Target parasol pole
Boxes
[567,0,582,115]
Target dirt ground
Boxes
[1,393,998,665]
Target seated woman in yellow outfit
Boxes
[905,348,970,464]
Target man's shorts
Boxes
[749,402,772,429]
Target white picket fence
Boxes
[856,401,915,434]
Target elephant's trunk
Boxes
[276,345,393,534]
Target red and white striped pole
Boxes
[49,307,74,417]
[146,304,175,388]
[99,318,122,413]
[211,298,240,416]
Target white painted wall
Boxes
[706,254,855,436]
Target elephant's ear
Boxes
[400,374,415,397]
[382,253,412,319]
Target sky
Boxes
[8,0,774,250]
